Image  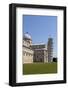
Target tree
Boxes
[53,57,57,62]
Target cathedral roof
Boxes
[24,33,32,40]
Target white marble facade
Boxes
[23,33,53,63]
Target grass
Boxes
[23,62,57,75]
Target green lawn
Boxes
[23,62,57,75]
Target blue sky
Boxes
[23,15,57,57]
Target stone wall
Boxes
[23,47,34,63]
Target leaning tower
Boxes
[47,38,53,62]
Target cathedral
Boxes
[23,33,53,63]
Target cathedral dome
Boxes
[24,33,32,40]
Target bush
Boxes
[53,58,57,62]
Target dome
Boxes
[24,33,32,40]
